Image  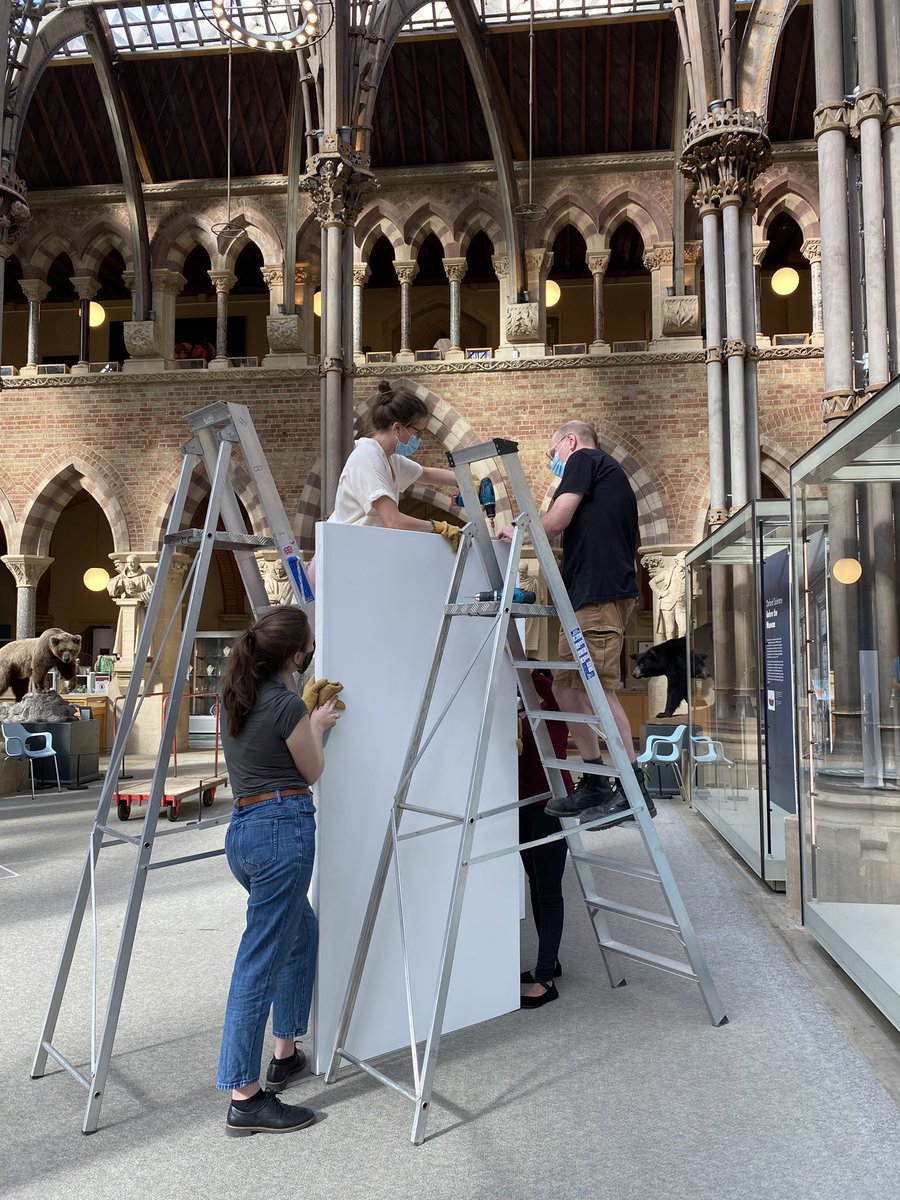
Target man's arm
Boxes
[541,491,583,536]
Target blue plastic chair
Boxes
[1,722,62,797]
[635,724,688,800]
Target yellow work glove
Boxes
[516,714,524,756]
[432,520,461,553]
[302,677,346,712]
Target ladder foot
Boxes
[715,1014,729,1027]
[611,979,628,989]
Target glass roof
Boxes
[50,0,674,57]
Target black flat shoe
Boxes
[265,1045,307,1092]
[226,1089,316,1137]
[520,960,562,983]
[521,981,559,1009]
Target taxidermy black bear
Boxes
[630,637,711,718]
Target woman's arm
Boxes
[284,698,340,784]
[417,466,458,488]
[370,495,434,532]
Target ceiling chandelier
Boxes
[204,0,334,51]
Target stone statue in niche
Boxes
[642,551,688,641]
[262,558,297,607]
[107,554,154,604]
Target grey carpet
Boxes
[2,783,899,1200]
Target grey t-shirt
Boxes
[222,676,310,801]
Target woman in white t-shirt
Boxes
[327,380,459,539]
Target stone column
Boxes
[352,262,370,364]
[855,89,890,389]
[1,555,53,639]
[19,279,49,376]
[752,241,770,346]
[70,275,100,374]
[260,264,285,315]
[122,268,184,373]
[683,241,703,294]
[700,203,727,526]
[261,263,309,367]
[721,197,748,509]
[801,239,824,345]
[300,265,318,358]
[525,249,553,351]
[644,242,674,348]
[393,259,418,363]
[587,251,611,354]
[492,253,513,357]
[740,205,761,499]
[208,269,236,370]
[443,257,467,361]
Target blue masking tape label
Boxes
[286,555,315,604]
[569,626,596,681]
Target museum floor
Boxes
[2,754,900,1200]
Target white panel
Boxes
[311,523,520,1075]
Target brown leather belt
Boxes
[235,788,311,808]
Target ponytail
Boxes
[222,606,311,737]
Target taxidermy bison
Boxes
[631,637,711,718]
[0,628,82,701]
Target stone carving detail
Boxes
[854,88,884,126]
[823,390,858,422]
[261,558,298,606]
[705,345,724,364]
[301,156,375,227]
[662,295,701,337]
[708,507,730,529]
[643,245,674,272]
[683,242,703,265]
[260,266,284,289]
[393,260,419,286]
[443,258,467,283]
[266,314,305,352]
[752,240,769,267]
[123,320,162,358]
[724,338,746,358]
[814,102,850,139]
[587,251,611,276]
[505,302,540,343]
[642,551,688,640]
[681,109,771,210]
[491,254,510,278]
[525,248,553,275]
[800,238,821,264]
[886,98,900,129]
[0,555,52,588]
[352,263,371,287]
[107,553,154,604]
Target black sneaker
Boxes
[545,770,614,817]
[225,1089,316,1137]
[631,764,658,818]
[578,792,632,826]
[265,1045,307,1092]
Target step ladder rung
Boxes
[541,756,619,779]
[598,939,697,980]
[511,660,578,670]
[569,851,661,881]
[164,528,274,551]
[523,708,605,725]
[444,602,557,617]
[584,895,678,930]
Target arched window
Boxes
[760,213,811,341]
[605,221,651,348]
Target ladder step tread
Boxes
[523,708,604,724]
[542,756,619,778]
[599,939,697,980]
[512,660,578,670]
[584,895,678,929]
[444,602,557,617]
[570,851,661,880]
[165,528,274,551]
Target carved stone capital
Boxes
[70,275,100,301]
[814,101,850,139]
[352,262,371,287]
[1,554,53,588]
[260,265,284,289]
[300,155,376,227]
[681,109,771,210]
[854,87,884,125]
[886,97,900,129]
[393,259,418,286]
[491,253,510,278]
[443,257,467,283]
[150,269,186,297]
[266,314,305,352]
[823,389,858,422]
[708,507,729,529]
[752,240,769,268]
[705,345,723,364]
[505,301,540,343]
[525,248,553,276]
[123,319,162,358]
[208,270,236,295]
[20,279,50,304]
[662,294,701,337]
[683,241,703,265]
[643,243,674,272]
[800,238,821,264]
[587,251,611,276]
[724,338,746,359]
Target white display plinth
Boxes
[311,523,520,1074]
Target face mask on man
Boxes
[549,453,565,478]
[395,434,421,458]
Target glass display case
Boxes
[791,377,900,1029]
[685,500,800,887]
[189,632,233,744]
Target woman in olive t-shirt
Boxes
[216,605,340,1138]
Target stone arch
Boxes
[75,219,133,277]
[19,226,77,281]
[453,197,507,257]
[355,202,406,261]
[756,175,820,241]
[759,437,794,498]
[219,203,284,271]
[536,435,670,547]
[404,204,457,257]
[0,482,17,547]
[151,209,219,273]
[296,212,322,267]
[17,459,131,557]
[147,461,268,553]
[596,188,672,249]
[533,190,603,255]
[294,384,515,551]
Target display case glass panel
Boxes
[685,500,798,885]
[190,632,233,744]
[791,377,900,1028]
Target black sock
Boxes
[585,754,604,764]
[273,1047,298,1064]
[231,1089,266,1111]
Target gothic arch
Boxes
[294,384,514,551]
[404,204,457,257]
[0,483,17,547]
[219,203,284,271]
[759,437,794,498]
[756,175,820,242]
[533,190,603,255]
[147,461,267,553]
[76,219,133,277]
[19,226,76,280]
[453,197,507,257]
[596,188,672,249]
[17,459,131,557]
[151,209,218,273]
[296,212,322,268]
[355,202,406,261]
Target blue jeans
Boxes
[216,792,318,1091]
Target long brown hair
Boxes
[222,606,311,737]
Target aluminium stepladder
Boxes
[326,437,726,1145]
[32,401,313,1134]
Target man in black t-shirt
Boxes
[504,419,655,824]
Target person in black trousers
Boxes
[519,669,572,1008]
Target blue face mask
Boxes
[395,434,421,458]
[549,453,565,478]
